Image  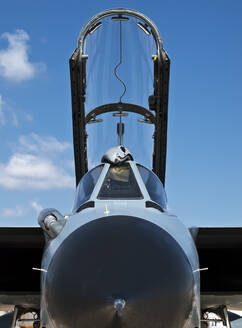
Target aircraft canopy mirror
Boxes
[88,22,102,35]
[87,118,103,124]
[138,117,153,124]
[112,112,129,117]
[137,22,151,35]
[111,15,129,21]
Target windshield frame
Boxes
[72,161,167,212]
[97,162,143,200]
[88,161,150,202]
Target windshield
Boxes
[137,164,167,209]
[98,163,143,200]
[83,15,157,168]
[73,165,104,212]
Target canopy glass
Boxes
[83,15,157,168]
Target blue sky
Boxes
[0,0,241,227]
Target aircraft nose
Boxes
[45,216,194,328]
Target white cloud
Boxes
[0,133,74,190]
[1,201,43,218]
[30,201,43,215]
[0,95,5,124]
[2,205,27,218]
[0,94,32,126]
[23,113,33,122]
[0,134,74,217]
[18,133,71,154]
[65,159,75,170]
[0,153,74,190]
[0,29,44,82]
[10,110,19,126]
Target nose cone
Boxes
[45,216,194,328]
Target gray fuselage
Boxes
[39,161,200,328]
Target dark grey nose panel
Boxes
[45,216,194,328]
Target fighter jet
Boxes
[1,8,242,328]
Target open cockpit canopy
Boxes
[70,9,170,186]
